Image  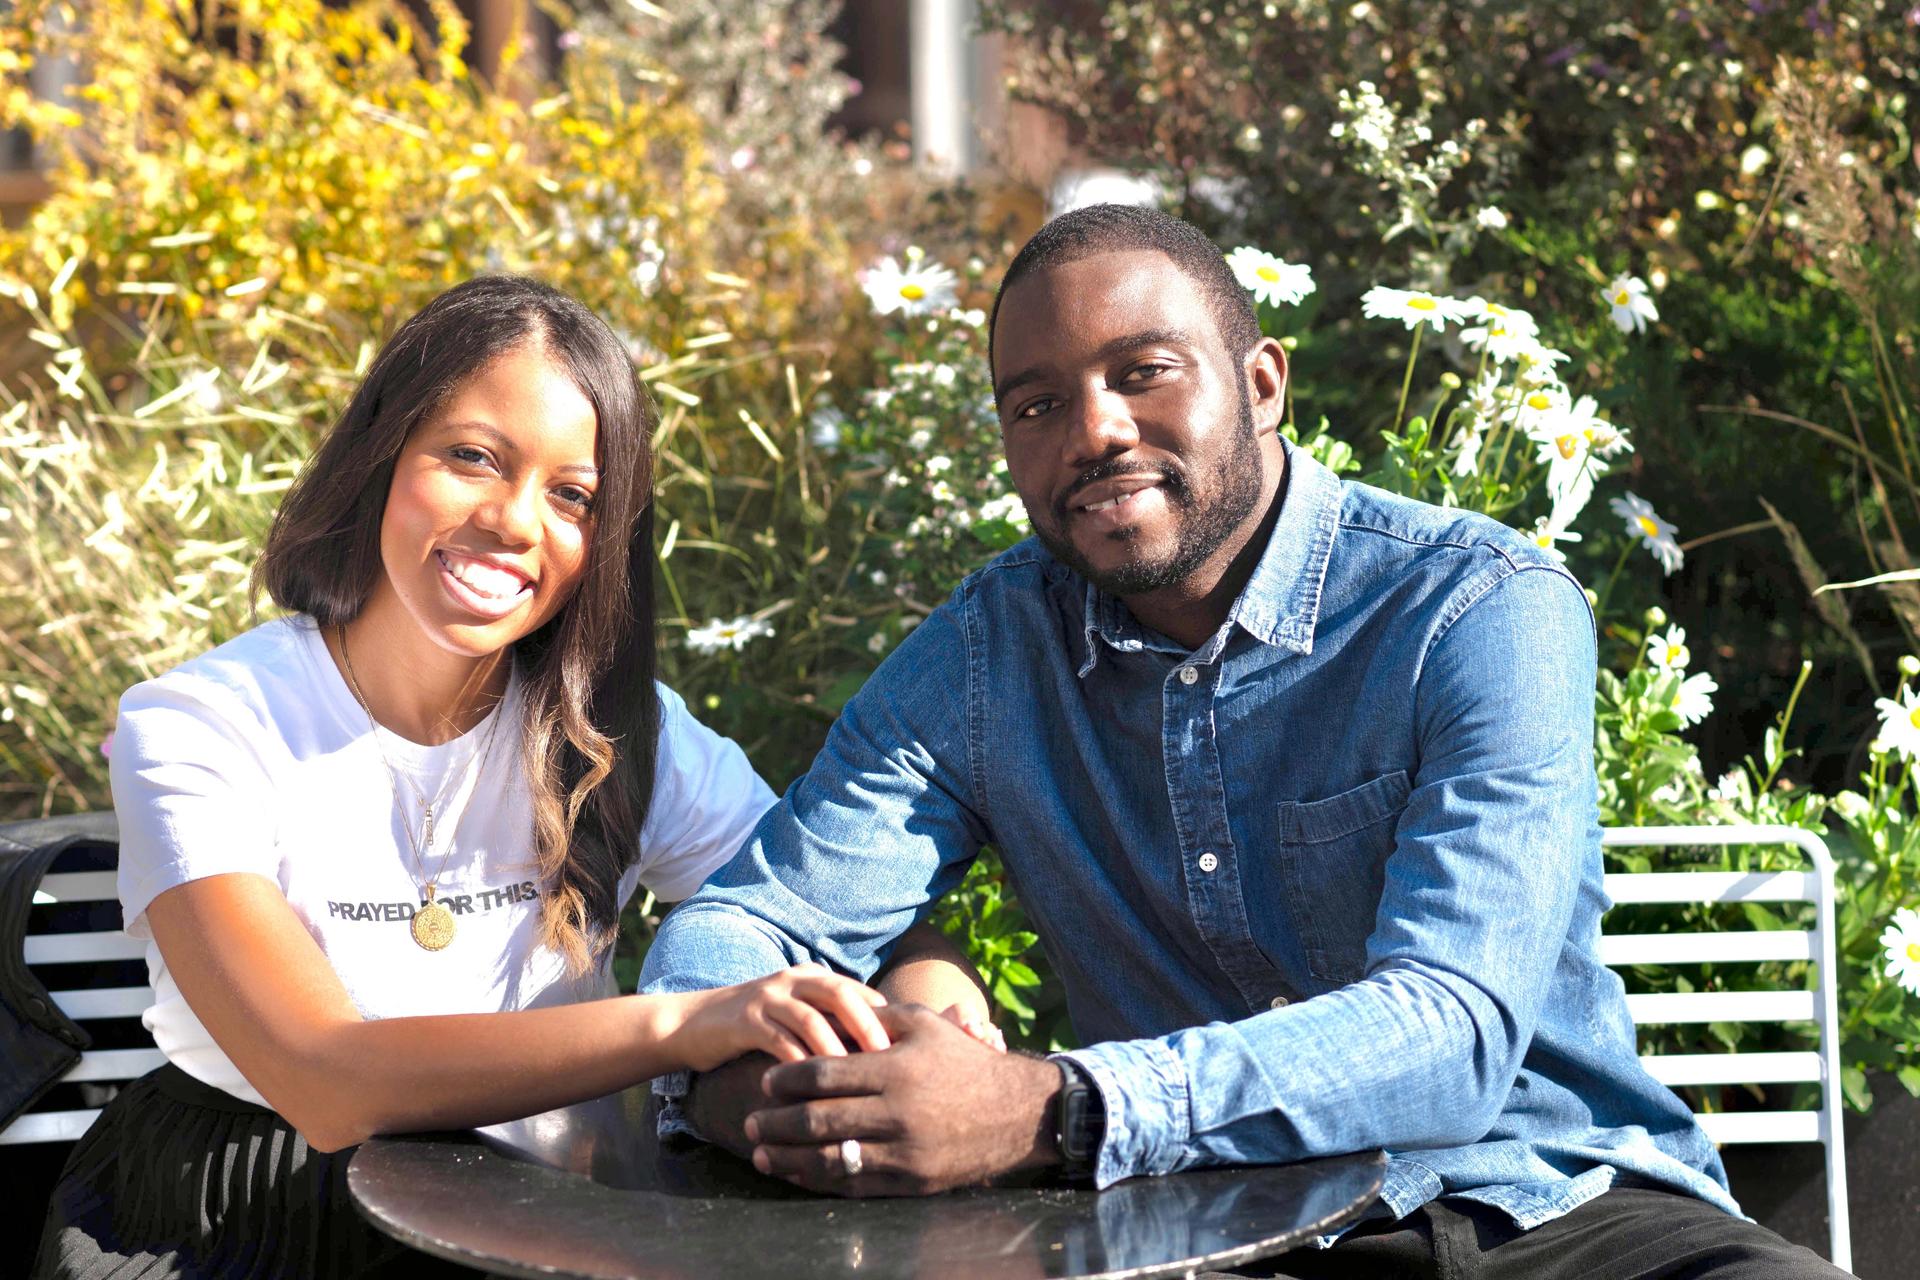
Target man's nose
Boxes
[1064,386,1139,467]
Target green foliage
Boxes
[930,850,1064,1049]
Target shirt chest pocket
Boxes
[1276,770,1411,986]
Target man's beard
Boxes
[1033,390,1265,599]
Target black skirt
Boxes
[33,1063,477,1279]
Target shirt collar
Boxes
[1076,438,1342,677]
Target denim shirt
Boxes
[640,442,1738,1229]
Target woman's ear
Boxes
[1247,336,1288,437]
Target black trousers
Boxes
[1209,1186,1851,1279]
[34,1064,480,1280]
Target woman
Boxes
[35,276,992,1277]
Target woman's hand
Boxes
[665,963,891,1072]
[941,1004,1007,1052]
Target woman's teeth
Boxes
[442,553,525,599]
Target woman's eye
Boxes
[553,487,595,514]
[448,445,492,467]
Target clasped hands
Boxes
[692,1002,1065,1197]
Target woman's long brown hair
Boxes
[254,276,659,974]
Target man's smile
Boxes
[1067,473,1164,516]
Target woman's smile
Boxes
[435,548,536,619]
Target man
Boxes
[639,205,1846,1277]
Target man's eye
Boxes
[1017,397,1057,419]
[1124,362,1171,382]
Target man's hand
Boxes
[743,1003,1063,1196]
[682,1052,777,1160]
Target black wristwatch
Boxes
[1053,1058,1107,1176]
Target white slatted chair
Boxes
[2,859,162,1146]
[1601,824,1849,1272]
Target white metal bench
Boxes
[3,840,162,1146]
[1601,823,1850,1272]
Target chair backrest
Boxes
[3,837,162,1146]
[1600,823,1849,1273]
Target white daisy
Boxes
[1360,285,1474,331]
[862,250,959,318]
[1880,907,1920,997]
[976,492,1031,530]
[1670,671,1718,726]
[1451,424,1485,476]
[1828,790,1870,823]
[1708,769,1753,807]
[1650,776,1689,807]
[1225,246,1316,307]
[808,405,846,451]
[1514,344,1572,390]
[685,615,776,654]
[1459,299,1541,363]
[1610,491,1684,575]
[1475,206,1510,231]
[1605,273,1660,335]
[1872,685,1920,760]
[1645,626,1692,672]
[1461,371,1506,424]
[1527,392,1613,524]
[1582,414,1634,459]
[1515,383,1572,435]
[1526,515,1582,564]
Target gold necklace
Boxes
[339,627,507,951]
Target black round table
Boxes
[347,1088,1385,1280]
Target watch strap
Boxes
[1053,1058,1106,1175]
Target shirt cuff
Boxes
[651,1069,701,1142]
[1055,1037,1193,1188]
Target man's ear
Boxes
[1247,336,1288,436]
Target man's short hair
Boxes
[988,204,1261,377]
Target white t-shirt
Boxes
[109,615,774,1109]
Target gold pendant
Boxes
[411,894,456,951]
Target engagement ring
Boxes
[839,1137,864,1177]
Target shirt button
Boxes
[1269,995,1290,1010]
[1177,665,1199,685]
[1197,851,1219,873]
